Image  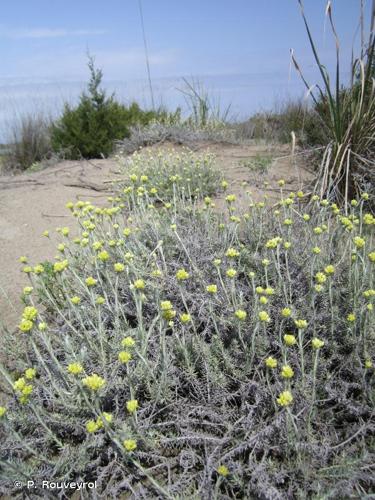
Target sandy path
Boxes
[0,142,313,331]
[0,158,119,331]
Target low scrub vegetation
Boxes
[116,148,222,202]
[51,57,163,160]
[234,100,325,147]
[2,112,54,172]
[1,149,374,497]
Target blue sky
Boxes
[0,0,373,134]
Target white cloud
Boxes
[0,27,106,39]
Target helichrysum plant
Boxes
[0,153,374,498]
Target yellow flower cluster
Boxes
[82,374,106,391]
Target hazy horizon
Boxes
[0,0,371,142]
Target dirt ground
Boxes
[0,141,313,331]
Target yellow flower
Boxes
[324,265,335,275]
[312,338,325,349]
[98,250,109,262]
[121,337,135,348]
[22,306,38,321]
[53,260,68,273]
[315,272,327,284]
[67,362,83,375]
[353,236,365,248]
[276,391,293,406]
[151,269,162,278]
[313,227,323,235]
[25,368,36,380]
[19,256,28,263]
[283,218,293,226]
[33,264,44,274]
[303,214,310,221]
[82,374,106,391]
[70,296,81,305]
[22,384,33,396]
[176,269,189,281]
[314,284,324,293]
[365,359,373,369]
[225,194,236,203]
[19,319,33,332]
[262,259,270,267]
[281,365,294,379]
[283,334,296,346]
[259,296,268,305]
[278,179,285,187]
[180,313,191,323]
[368,252,375,263]
[123,439,137,452]
[118,351,132,364]
[281,308,292,318]
[265,287,275,296]
[86,420,99,433]
[161,300,173,310]
[221,180,228,189]
[85,276,97,287]
[258,311,270,323]
[265,356,277,368]
[235,309,247,321]
[23,286,33,295]
[133,279,145,290]
[226,268,237,278]
[265,237,282,249]
[13,377,26,391]
[96,296,105,305]
[92,241,103,251]
[312,246,321,255]
[347,313,356,322]
[126,399,139,413]
[123,227,132,237]
[100,412,113,424]
[206,284,217,294]
[226,248,239,258]
[114,262,125,273]
[217,465,229,477]
[294,319,308,329]
[38,322,47,331]
[363,213,375,225]
[0,407,6,418]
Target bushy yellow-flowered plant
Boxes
[2,153,374,498]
